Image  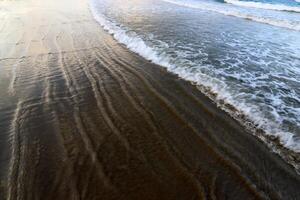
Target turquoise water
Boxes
[238,0,300,7]
[222,0,300,13]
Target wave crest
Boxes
[224,0,300,13]
[89,0,300,154]
[162,0,300,31]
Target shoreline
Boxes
[89,0,300,172]
[0,0,299,199]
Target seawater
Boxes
[89,0,300,154]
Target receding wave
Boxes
[162,0,300,31]
[89,0,300,156]
[224,0,300,13]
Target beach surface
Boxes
[0,0,299,199]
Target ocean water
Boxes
[89,0,300,155]
[227,0,300,8]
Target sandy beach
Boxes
[0,0,299,199]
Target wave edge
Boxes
[89,0,300,172]
[163,0,300,31]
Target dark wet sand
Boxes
[0,0,299,199]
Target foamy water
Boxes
[224,0,300,12]
[163,0,300,31]
[89,0,300,157]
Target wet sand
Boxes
[0,0,299,199]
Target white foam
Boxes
[89,1,172,68]
[162,0,300,31]
[224,0,300,13]
[89,0,300,154]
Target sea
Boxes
[89,0,300,159]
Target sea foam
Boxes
[162,0,300,31]
[224,0,300,13]
[89,0,300,155]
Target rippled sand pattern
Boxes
[0,0,299,199]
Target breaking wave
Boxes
[89,0,300,155]
[224,0,300,13]
[162,0,300,31]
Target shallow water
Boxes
[90,0,300,153]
